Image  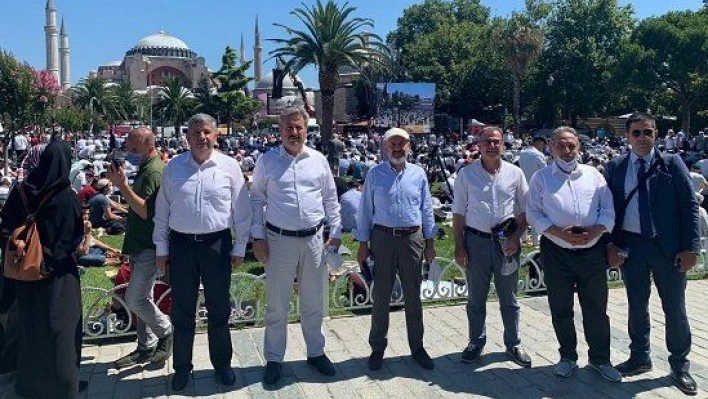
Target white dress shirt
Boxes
[249,146,342,240]
[153,151,252,257]
[518,146,547,183]
[526,162,615,249]
[452,160,528,233]
[622,150,656,235]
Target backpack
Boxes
[3,183,60,281]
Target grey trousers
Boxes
[264,228,326,363]
[465,233,521,349]
[125,249,172,350]
[369,228,425,354]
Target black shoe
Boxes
[615,358,653,377]
[461,343,484,364]
[170,370,191,392]
[307,354,336,376]
[214,367,236,386]
[412,348,434,370]
[114,347,156,369]
[151,332,173,364]
[78,380,88,393]
[672,371,698,396]
[263,362,281,385]
[506,345,532,368]
[368,351,384,370]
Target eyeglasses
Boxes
[630,128,654,138]
[482,139,502,146]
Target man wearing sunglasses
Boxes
[605,113,700,395]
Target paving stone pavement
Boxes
[3,280,708,398]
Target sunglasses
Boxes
[630,128,654,138]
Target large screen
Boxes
[375,83,435,134]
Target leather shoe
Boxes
[368,351,384,370]
[672,371,698,396]
[262,362,281,385]
[171,370,191,392]
[214,367,236,386]
[506,345,532,368]
[307,354,336,376]
[412,348,434,370]
[615,358,653,377]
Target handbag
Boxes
[3,183,61,281]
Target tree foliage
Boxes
[211,46,262,134]
[270,0,389,144]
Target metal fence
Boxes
[80,251,707,341]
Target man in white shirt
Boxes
[250,106,341,385]
[12,132,28,162]
[664,130,676,152]
[153,114,252,391]
[452,126,531,368]
[518,137,547,183]
[526,126,620,382]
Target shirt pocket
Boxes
[205,172,232,211]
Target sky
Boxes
[0,0,702,90]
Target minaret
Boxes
[254,15,262,82]
[44,0,60,82]
[240,33,246,66]
[59,18,71,91]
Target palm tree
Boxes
[72,76,115,132]
[156,76,196,136]
[495,13,544,134]
[269,0,389,144]
[111,81,138,123]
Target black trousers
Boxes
[618,233,691,372]
[541,236,610,365]
[170,229,233,373]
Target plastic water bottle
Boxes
[497,232,518,276]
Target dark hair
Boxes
[625,112,656,131]
[532,136,547,145]
[82,204,91,210]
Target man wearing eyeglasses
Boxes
[452,126,532,368]
[605,113,700,395]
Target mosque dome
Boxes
[255,72,304,92]
[126,31,197,59]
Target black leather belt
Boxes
[374,224,420,236]
[266,221,323,237]
[465,226,493,239]
[171,229,229,242]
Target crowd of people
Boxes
[0,109,704,397]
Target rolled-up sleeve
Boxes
[152,166,171,256]
[231,170,253,257]
[451,171,467,216]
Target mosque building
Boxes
[44,0,71,91]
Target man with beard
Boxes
[526,127,619,382]
[153,114,252,391]
[605,113,700,395]
[452,126,532,368]
[356,127,437,371]
[250,106,342,385]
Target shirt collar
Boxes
[629,148,655,166]
[386,160,407,173]
[278,145,310,159]
[187,150,218,168]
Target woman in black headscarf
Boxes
[0,139,84,399]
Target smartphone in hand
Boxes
[570,226,586,235]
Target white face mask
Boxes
[555,158,578,173]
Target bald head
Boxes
[126,127,157,159]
